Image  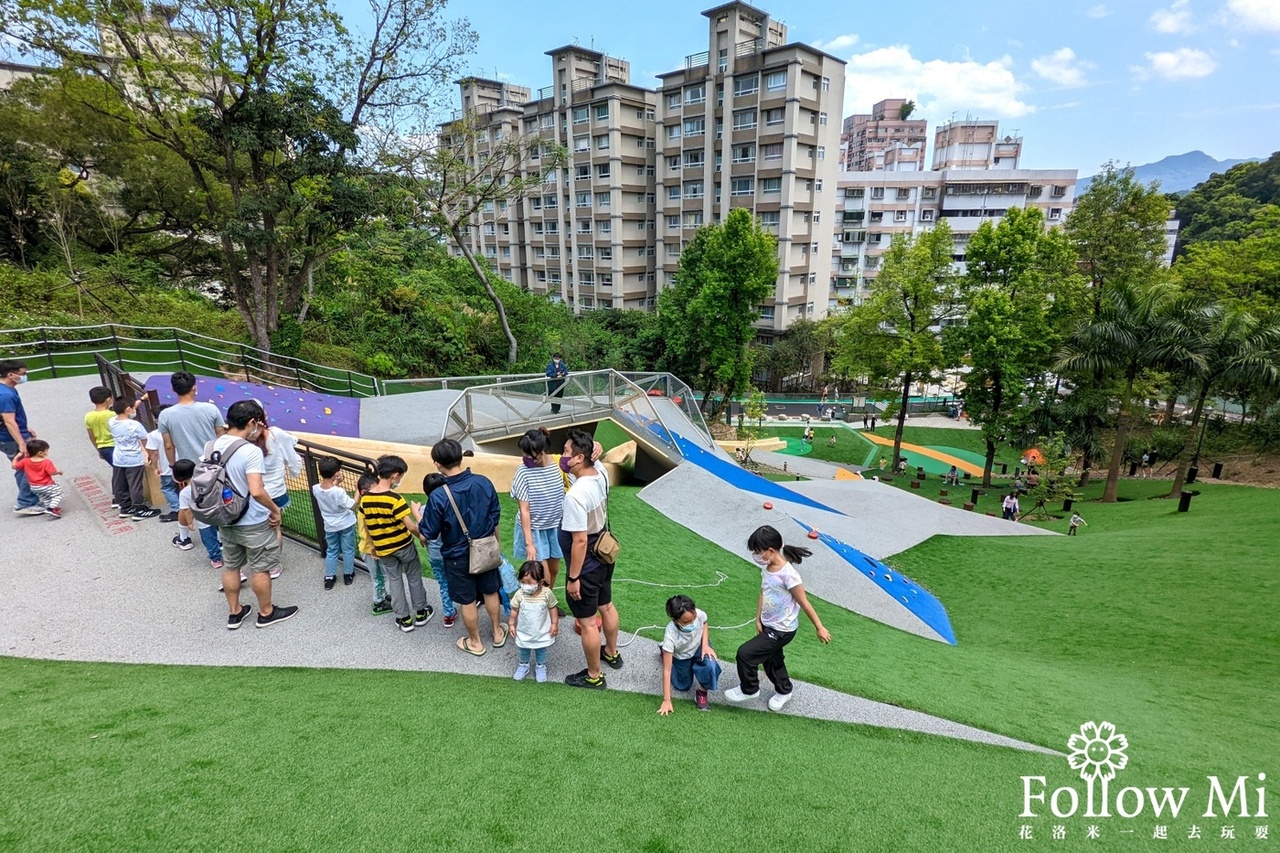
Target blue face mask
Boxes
[677,621,699,634]
[15,375,27,384]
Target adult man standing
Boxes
[0,360,42,515]
[213,400,298,629]
[559,428,622,689]
[159,371,225,467]
[545,353,569,415]
[417,438,504,656]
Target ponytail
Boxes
[747,525,812,564]
[782,544,812,564]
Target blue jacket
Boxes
[419,469,501,560]
[545,360,568,381]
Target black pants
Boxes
[112,465,146,513]
[735,626,796,696]
[548,379,565,414]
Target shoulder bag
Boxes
[442,484,503,575]
[589,476,620,565]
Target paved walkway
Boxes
[0,375,1057,756]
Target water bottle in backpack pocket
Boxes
[190,439,252,527]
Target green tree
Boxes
[760,317,830,391]
[658,208,777,417]
[836,221,960,470]
[1173,206,1280,315]
[1175,151,1280,250]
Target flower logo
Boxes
[1067,721,1129,782]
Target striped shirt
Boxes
[510,463,567,530]
[358,491,413,557]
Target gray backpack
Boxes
[190,438,251,527]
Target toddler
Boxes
[312,456,357,589]
[173,459,224,570]
[12,439,63,518]
[108,398,158,519]
[1068,512,1087,536]
[657,594,721,715]
[356,472,392,615]
[508,561,559,683]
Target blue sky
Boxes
[342,0,1280,176]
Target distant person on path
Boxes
[1002,493,1020,521]
[145,405,180,522]
[209,399,297,629]
[508,560,560,683]
[172,459,222,569]
[109,398,158,519]
[511,428,566,589]
[84,386,116,469]
[862,414,868,428]
[159,371,225,467]
[725,525,830,712]
[11,439,63,518]
[657,594,721,715]
[0,359,42,515]
[312,456,357,590]
[870,415,877,430]
[1068,512,1087,536]
[559,428,622,689]
[546,353,569,414]
[1140,451,1153,479]
[355,472,392,616]
[364,455,432,633]
[416,439,503,656]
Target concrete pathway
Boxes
[0,375,1058,756]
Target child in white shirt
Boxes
[657,594,721,715]
[508,561,559,683]
[146,406,180,521]
[172,459,223,570]
[311,456,357,589]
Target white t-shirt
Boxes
[261,427,302,498]
[510,587,558,650]
[178,484,209,530]
[145,429,172,476]
[208,434,269,527]
[311,483,356,532]
[660,608,708,660]
[560,471,608,534]
[107,417,149,467]
[761,563,804,633]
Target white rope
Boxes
[612,571,731,589]
[613,620,757,647]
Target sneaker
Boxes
[343,573,354,586]
[371,597,394,616]
[216,575,247,593]
[268,569,281,580]
[110,502,119,509]
[172,534,194,551]
[414,606,434,626]
[724,686,759,704]
[255,605,299,628]
[158,512,179,523]
[695,688,709,711]
[442,614,456,628]
[45,507,62,519]
[535,664,547,683]
[117,509,133,518]
[564,669,606,690]
[513,663,530,682]
[15,505,45,516]
[768,691,794,712]
[227,604,252,630]
[601,650,624,670]
[395,615,415,633]
[132,508,160,519]
[324,576,336,590]
[210,559,224,570]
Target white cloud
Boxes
[1225,0,1280,31]
[1086,4,1111,18]
[1031,47,1094,87]
[842,45,1034,119]
[1131,47,1217,79]
[1151,0,1196,33]
[813,33,859,54]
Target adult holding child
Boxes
[0,359,43,515]
[415,438,505,656]
[559,428,622,690]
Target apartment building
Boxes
[444,2,845,335]
[840,98,927,172]
[832,119,1077,311]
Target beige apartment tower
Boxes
[840,98,927,172]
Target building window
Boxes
[819,111,828,126]
[923,187,938,199]
[1049,208,1063,220]
[764,107,784,126]
[683,117,706,137]
[600,273,613,287]
[596,192,610,207]
[870,187,885,199]
[732,109,757,130]
[845,187,865,199]
[580,271,594,285]
[667,155,680,171]
[685,83,706,104]
[758,305,776,320]
[684,181,704,199]
[894,210,907,222]
[595,103,609,120]
[733,74,759,96]
[595,134,610,150]
[599,246,613,260]
[1029,185,1043,198]
[732,144,755,163]
[531,197,543,211]
[575,164,590,181]
[715,118,724,139]
[684,150,705,169]
[666,214,680,229]
[1052,185,1067,198]
[730,177,754,196]
[683,211,704,229]
[597,164,610,179]
[896,188,911,200]
[718,48,728,72]
[920,210,935,222]
[573,106,588,124]
[667,185,680,201]
[666,124,681,141]
[815,179,823,191]
[666,92,681,110]
[576,192,591,207]
[546,222,558,234]
[761,177,782,195]
[598,220,611,234]
[543,194,557,209]
[574,135,589,152]
[765,70,787,91]
[821,76,831,91]
[540,115,553,128]
[578,245,594,259]
[760,211,780,228]
[762,142,783,161]
[578,219,592,234]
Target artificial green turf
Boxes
[3,479,1276,849]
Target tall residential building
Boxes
[832,120,1077,312]
[932,119,1023,170]
[442,1,845,336]
[840,98,927,172]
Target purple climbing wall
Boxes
[144,375,361,438]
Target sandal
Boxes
[493,624,509,649]
[456,637,486,657]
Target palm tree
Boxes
[1056,280,1185,502]
[1162,302,1280,500]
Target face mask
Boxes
[559,456,574,474]
[520,583,538,594]
[16,375,27,384]
[523,457,541,468]
[247,426,262,441]
[677,620,699,634]
[751,553,769,566]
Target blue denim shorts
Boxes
[512,527,563,563]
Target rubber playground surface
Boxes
[856,431,985,477]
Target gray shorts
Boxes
[219,521,280,575]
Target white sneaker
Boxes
[535,664,547,683]
[724,686,758,704]
[513,664,530,682]
[768,691,794,712]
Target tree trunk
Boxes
[1101,370,1137,503]
[1164,393,1177,424]
[983,439,997,489]
[982,379,1004,488]
[1077,450,1092,488]
[892,371,912,470]
[452,226,518,364]
[1168,387,1210,502]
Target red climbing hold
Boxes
[762,502,773,510]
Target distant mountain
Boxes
[1078,151,1259,195]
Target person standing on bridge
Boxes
[546,353,569,415]
[0,360,43,515]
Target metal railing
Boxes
[0,324,380,397]
[281,438,377,561]
[685,50,709,69]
